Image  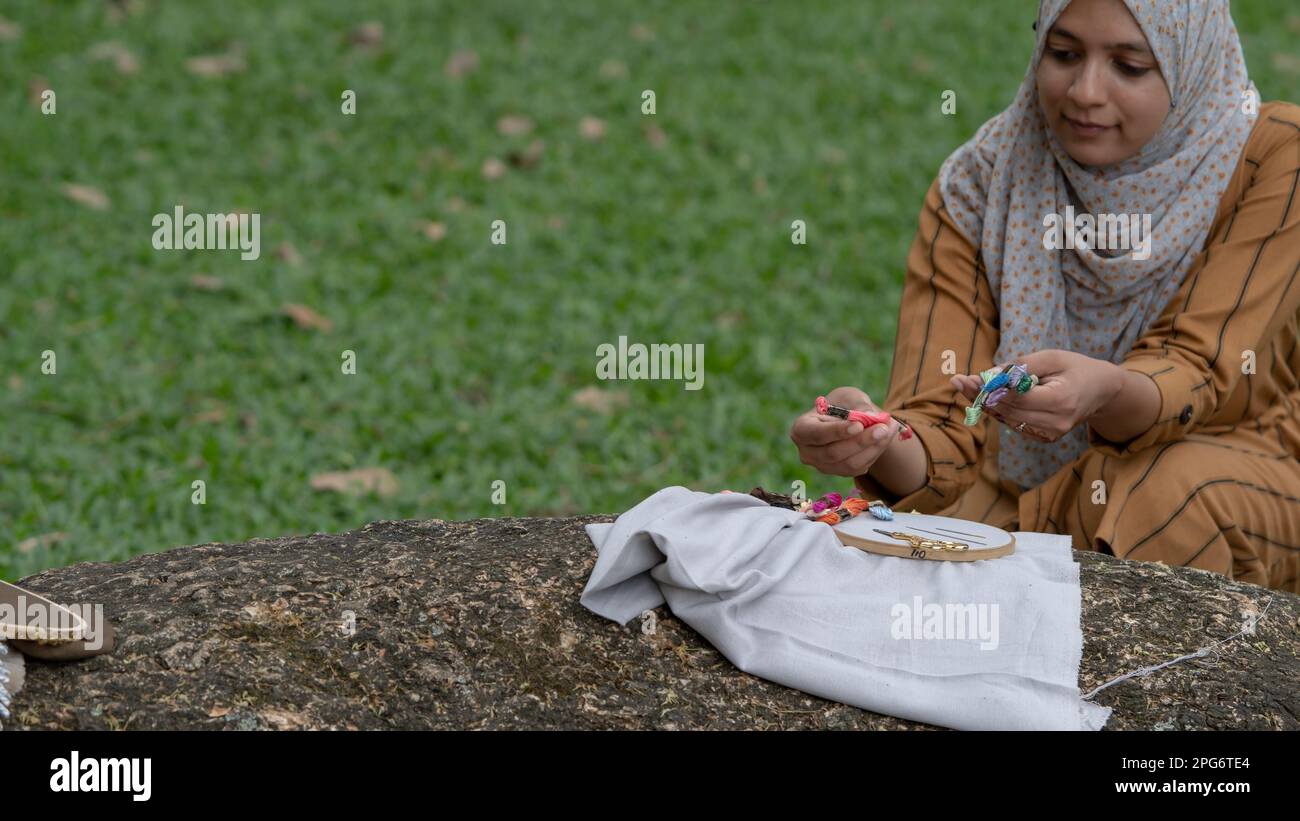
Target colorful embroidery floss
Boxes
[746,487,893,522]
[747,487,798,509]
[812,497,870,525]
[807,492,842,514]
[814,396,913,440]
[962,363,1038,426]
[867,500,895,520]
[810,497,897,525]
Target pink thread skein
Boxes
[815,396,913,440]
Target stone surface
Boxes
[5,515,1298,730]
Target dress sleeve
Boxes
[1087,114,1300,456]
[854,176,1000,512]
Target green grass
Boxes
[2,0,1298,578]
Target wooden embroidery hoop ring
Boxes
[832,511,1016,562]
[0,580,88,642]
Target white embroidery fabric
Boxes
[581,487,1110,730]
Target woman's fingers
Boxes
[792,411,859,446]
[951,375,980,401]
[809,419,900,475]
[824,431,894,474]
[818,421,889,463]
[793,388,906,475]
[949,368,1060,441]
[987,401,1058,430]
[983,406,1059,441]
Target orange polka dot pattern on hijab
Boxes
[937,0,1258,492]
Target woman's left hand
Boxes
[948,350,1122,443]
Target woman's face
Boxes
[1035,0,1171,167]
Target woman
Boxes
[790,0,1300,594]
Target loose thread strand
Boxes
[1082,595,1275,702]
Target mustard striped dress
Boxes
[856,101,1300,594]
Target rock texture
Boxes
[5,515,1298,730]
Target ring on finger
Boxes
[992,411,1048,442]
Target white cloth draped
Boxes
[580,486,1110,731]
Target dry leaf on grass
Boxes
[28,76,50,106]
[630,23,655,42]
[16,532,67,554]
[425,146,458,171]
[481,157,507,179]
[0,17,21,41]
[715,310,743,329]
[422,221,447,242]
[819,145,847,165]
[106,0,147,24]
[579,116,606,141]
[187,46,246,77]
[347,21,384,50]
[643,123,666,147]
[282,303,333,332]
[275,242,302,265]
[599,59,628,79]
[188,404,228,424]
[507,139,545,169]
[310,468,399,497]
[572,386,629,414]
[61,183,110,210]
[88,41,139,74]
[496,114,534,136]
[189,274,224,291]
[16,532,66,554]
[445,49,479,78]
[1273,53,1300,75]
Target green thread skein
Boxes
[962,364,1038,426]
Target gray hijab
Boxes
[937,0,1258,491]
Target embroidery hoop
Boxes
[832,511,1016,562]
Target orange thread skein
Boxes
[814,497,870,525]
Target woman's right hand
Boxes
[789,386,904,477]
